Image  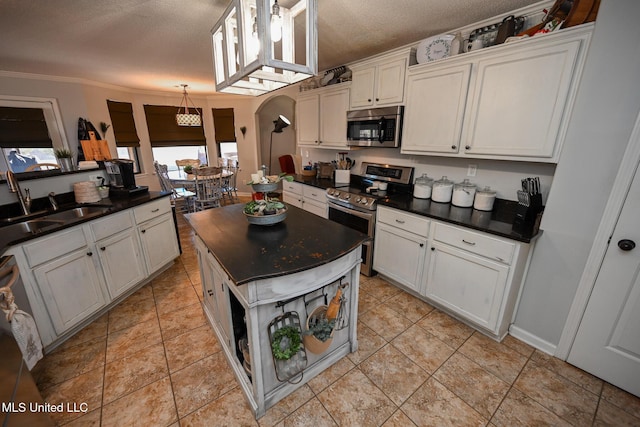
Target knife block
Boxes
[512,193,543,235]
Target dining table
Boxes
[168,169,233,188]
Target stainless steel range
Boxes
[326,162,414,276]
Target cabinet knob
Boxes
[100,247,106,251]
[618,239,636,251]
[87,251,93,256]
[376,98,379,102]
[420,243,424,247]
[141,229,146,233]
[207,290,214,296]
[151,208,160,213]
[431,247,435,251]
[462,239,476,246]
[451,145,457,150]
[465,145,471,150]
[368,99,372,102]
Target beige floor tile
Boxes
[35,335,106,391]
[158,301,207,340]
[307,356,355,394]
[531,350,603,395]
[601,383,640,419]
[360,304,413,341]
[60,408,101,426]
[317,368,397,426]
[382,409,418,427]
[179,388,258,427]
[56,314,108,351]
[347,321,387,365]
[594,399,640,427]
[171,351,238,418]
[40,365,104,426]
[358,290,379,315]
[416,309,474,349]
[106,317,162,363]
[164,323,221,373]
[384,291,434,322]
[103,342,169,404]
[107,285,157,333]
[491,387,572,427]
[360,344,429,406]
[360,276,402,302]
[258,384,315,427]
[433,352,510,418]
[102,376,177,427]
[391,324,455,374]
[154,281,201,315]
[501,334,535,357]
[279,397,337,427]
[401,377,487,427]
[458,332,528,384]
[514,360,599,426]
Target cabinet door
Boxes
[463,40,581,159]
[373,223,427,293]
[425,242,509,333]
[138,212,180,274]
[303,198,327,218]
[33,249,106,334]
[297,93,320,146]
[350,66,376,109]
[283,191,304,209]
[209,255,232,348]
[319,88,349,147]
[375,58,406,106]
[402,64,471,154]
[97,230,146,299]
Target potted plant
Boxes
[303,305,336,354]
[243,198,287,225]
[54,148,75,172]
[183,165,194,175]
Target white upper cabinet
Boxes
[401,25,592,163]
[350,56,407,109]
[297,85,350,148]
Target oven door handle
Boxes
[328,200,375,221]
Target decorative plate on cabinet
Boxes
[416,34,455,64]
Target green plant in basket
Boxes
[304,317,336,342]
[244,198,285,216]
[247,172,294,185]
[271,325,302,360]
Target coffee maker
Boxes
[104,159,148,197]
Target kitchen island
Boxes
[185,204,368,418]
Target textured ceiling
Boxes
[0,0,539,95]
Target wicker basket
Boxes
[303,305,334,354]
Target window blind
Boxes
[0,106,52,148]
[212,108,236,143]
[106,100,140,147]
[144,105,206,147]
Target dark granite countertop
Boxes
[292,175,348,189]
[379,194,540,243]
[185,204,369,285]
[0,191,172,253]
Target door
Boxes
[568,162,640,397]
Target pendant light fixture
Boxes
[211,0,318,96]
[176,84,202,127]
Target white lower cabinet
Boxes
[374,206,531,340]
[33,246,106,335]
[282,181,328,218]
[96,230,146,299]
[138,212,180,274]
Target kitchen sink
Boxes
[48,206,111,221]
[16,219,66,234]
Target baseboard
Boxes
[509,325,557,356]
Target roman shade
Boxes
[212,108,236,143]
[143,105,206,147]
[0,106,52,148]
[106,100,140,147]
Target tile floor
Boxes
[31,211,640,426]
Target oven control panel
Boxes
[326,188,377,210]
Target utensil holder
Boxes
[335,169,350,184]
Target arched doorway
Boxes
[255,95,296,175]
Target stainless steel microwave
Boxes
[346,106,403,147]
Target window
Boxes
[212,108,237,163]
[144,105,207,171]
[0,97,69,173]
[107,100,141,173]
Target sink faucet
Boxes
[48,192,59,211]
[6,170,31,215]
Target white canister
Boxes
[452,179,477,207]
[432,176,454,203]
[413,173,433,199]
[474,186,497,211]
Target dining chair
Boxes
[154,161,195,213]
[193,166,223,211]
[24,163,61,171]
[221,160,239,204]
[175,159,201,174]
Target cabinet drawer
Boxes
[23,227,88,267]
[133,198,171,224]
[432,222,515,264]
[377,206,429,238]
[302,185,327,204]
[91,210,133,241]
[283,181,302,194]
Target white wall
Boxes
[512,0,640,350]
